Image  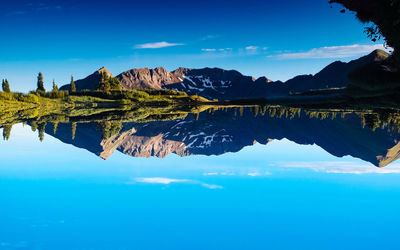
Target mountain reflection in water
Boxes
[2,107,398,168]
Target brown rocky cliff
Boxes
[99,128,136,160]
[116,133,189,158]
[117,67,181,89]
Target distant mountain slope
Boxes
[249,49,390,97]
[166,67,264,100]
[60,67,113,91]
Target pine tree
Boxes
[96,72,121,91]
[97,72,109,91]
[53,122,59,134]
[52,79,58,92]
[2,125,12,141]
[38,122,46,142]
[70,76,76,92]
[37,72,45,92]
[71,122,77,140]
[30,121,38,132]
[2,79,10,92]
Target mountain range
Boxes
[60,50,390,100]
[44,109,400,167]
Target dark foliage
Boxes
[2,79,10,93]
[52,80,59,92]
[70,76,76,92]
[330,0,400,63]
[2,125,12,140]
[37,72,45,92]
[96,72,122,91]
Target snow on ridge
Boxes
[220,80,231,88]
[202,77,216,90]
[185,130,233,149]
[184,76,197,85]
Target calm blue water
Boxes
[1,124,400,249]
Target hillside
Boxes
[60,67,113,91]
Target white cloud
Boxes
[277,161,400,174]
[131,177,223,189]
[220,172,235,176]
[201,183,223,189]
[201,48,217,52]
[248,171,271,176]
[204,172,219,176]
[134,177,189,184]
[201,48,232,52]
[135,41,184,49]
[272,44,390,59]
[245,46,259,50]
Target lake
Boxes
[1,107,400,249]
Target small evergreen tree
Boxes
[2,125,12,141]
[30,121,38,132]
[97,72,109,91]
[52,79,58,92]
[96,72,121,91]
[53,122,59,134]
[38,122,46,142]
[71,122,77,140]
[70,76,76,92]
[2,79,10,92]
[37,72,45,92]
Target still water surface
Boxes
[1,110,400,249]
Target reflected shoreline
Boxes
[2,105,400,168]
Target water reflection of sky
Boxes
[1,124,400,249]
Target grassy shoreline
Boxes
[2,87,400,130]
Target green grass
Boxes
[0,89,210,110]
[0,89,212,127]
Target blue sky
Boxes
[0,0,388,91]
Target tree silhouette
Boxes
[53,122,59,134]
[71,122,77,140]
[251,106,259,117]
[2,125,12,140]
[96,72,121,91]
[52,79,58,92]
[70,76,76,92]
[38,122,46,142]
[239,107,244,116]
[30,121,38,132]
[96,121,122,140]
[2,79,10,92]
[37,72,45,92]
[330,0,400,62]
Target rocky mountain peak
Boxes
[59,67,114,91]
[97,67,113,76]
[116,67,181,90]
